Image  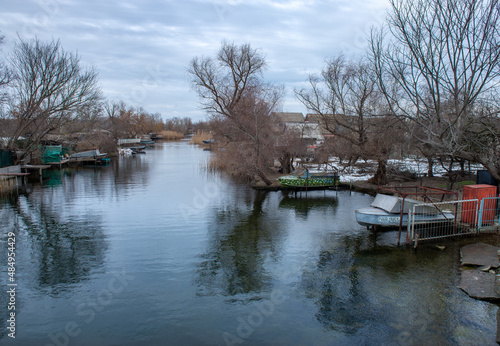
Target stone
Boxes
[460,243,500,268]
[458,270,500,301]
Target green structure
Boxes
[0,150,15,168]
[42,145,63,164]
[278,171,339,188]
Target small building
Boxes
[273,112,305,126]
[272,112,324,145]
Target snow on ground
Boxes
[296,157,485,183]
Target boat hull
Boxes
[355,207,454,228]
[69,149,107,159]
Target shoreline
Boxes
[252,174,475,198]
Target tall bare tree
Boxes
[371,0,500,178]
[6,37,101,162]
[0,33,13,139]
[296,55,401,184]
[189,41,285,185]
[0,33,11,109]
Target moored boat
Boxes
[128,146,146,154]
[69,149,107,160]
[355,193,454,228]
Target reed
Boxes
[160,130,185,141]
[190,130,212,145]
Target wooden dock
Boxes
[0,173,30,177]
[21,164,51,183]
[0,172,30,193]
[45,159,70,168]
[21,164,51,175]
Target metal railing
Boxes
[407,199,482,246]
[477,197,500,233]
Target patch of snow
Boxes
[293,157,484,183]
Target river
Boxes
[0,140,498,345]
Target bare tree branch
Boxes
[6,37,102,162]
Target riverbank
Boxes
[252,172,476,198]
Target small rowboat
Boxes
[355,193,454,228]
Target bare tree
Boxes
[189,41,266,119]
[164,117,192,133]
[459,98,500,180]
[104,100,163,140]
[296,55,401,184]
[6,37,101,162]
[189,41,285,185]
[0,33,11,110]
[371,0,500,178]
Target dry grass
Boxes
[190,130,212,145]
[160,130,185,141]
[203,155,226,173]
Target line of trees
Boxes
[0,34,193,163]
[294,0,500,184]
[372,0,500,181]
[189,0,500,186]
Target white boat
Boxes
[69,149,107,159]
[355,194,454,228]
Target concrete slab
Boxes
[458,270,500,301]
[460,243,500,268]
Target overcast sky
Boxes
[1,0,389,122]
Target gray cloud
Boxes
[1,0,388,121]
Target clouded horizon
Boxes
[1,0,389,122]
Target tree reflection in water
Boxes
[196,191,283,299]
[279,193,338,219]
[300,235,373,334]
[5,193,107,294]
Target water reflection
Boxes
[300,234,372,334]
[196,190,283,299]
[112,154,151,186]
[5,194,107,294]
[279,193,338,219]
[42,169,64,186]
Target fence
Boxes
[477,197,500,233]
[406,198,495,246]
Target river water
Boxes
[0,141,498,345]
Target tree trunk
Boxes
[279,153,294,174]
[426,156,434,177]
[256,168,272,186]
[459,159,466,176]
[369,159,387,185]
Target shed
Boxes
[273,112,304,124]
